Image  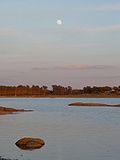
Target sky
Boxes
[0,0,120,88]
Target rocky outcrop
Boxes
[68,102,120,107]
[15,137,45,150]
[0,107,33,115]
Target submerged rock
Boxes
[15,137,45,150]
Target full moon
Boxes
[56,20,62,25]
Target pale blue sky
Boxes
[0,0,120,87]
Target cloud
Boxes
[32,65,118,71]
[56,65,117,70]
[0,28,16,36]
[56,64,89,70]
[32,67,48,70]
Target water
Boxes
[0,98,120,160]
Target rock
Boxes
[15,137,45,150]
[0,156,18,160]
[0,107,33,115]
[68,102,120,107]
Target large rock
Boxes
[0,107,33,115]
[68,102,120,107]
[15,137,45,150]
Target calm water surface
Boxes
[0,98,120,160]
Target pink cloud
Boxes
[56,65,117,70]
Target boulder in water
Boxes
[15,137,45,150]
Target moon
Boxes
[56,20,62,25]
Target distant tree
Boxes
[67,86,72,95]
[41,86,48,95]
[83,86,92,94]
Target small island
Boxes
[68,102,120,107]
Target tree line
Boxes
[0,85,120,96]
